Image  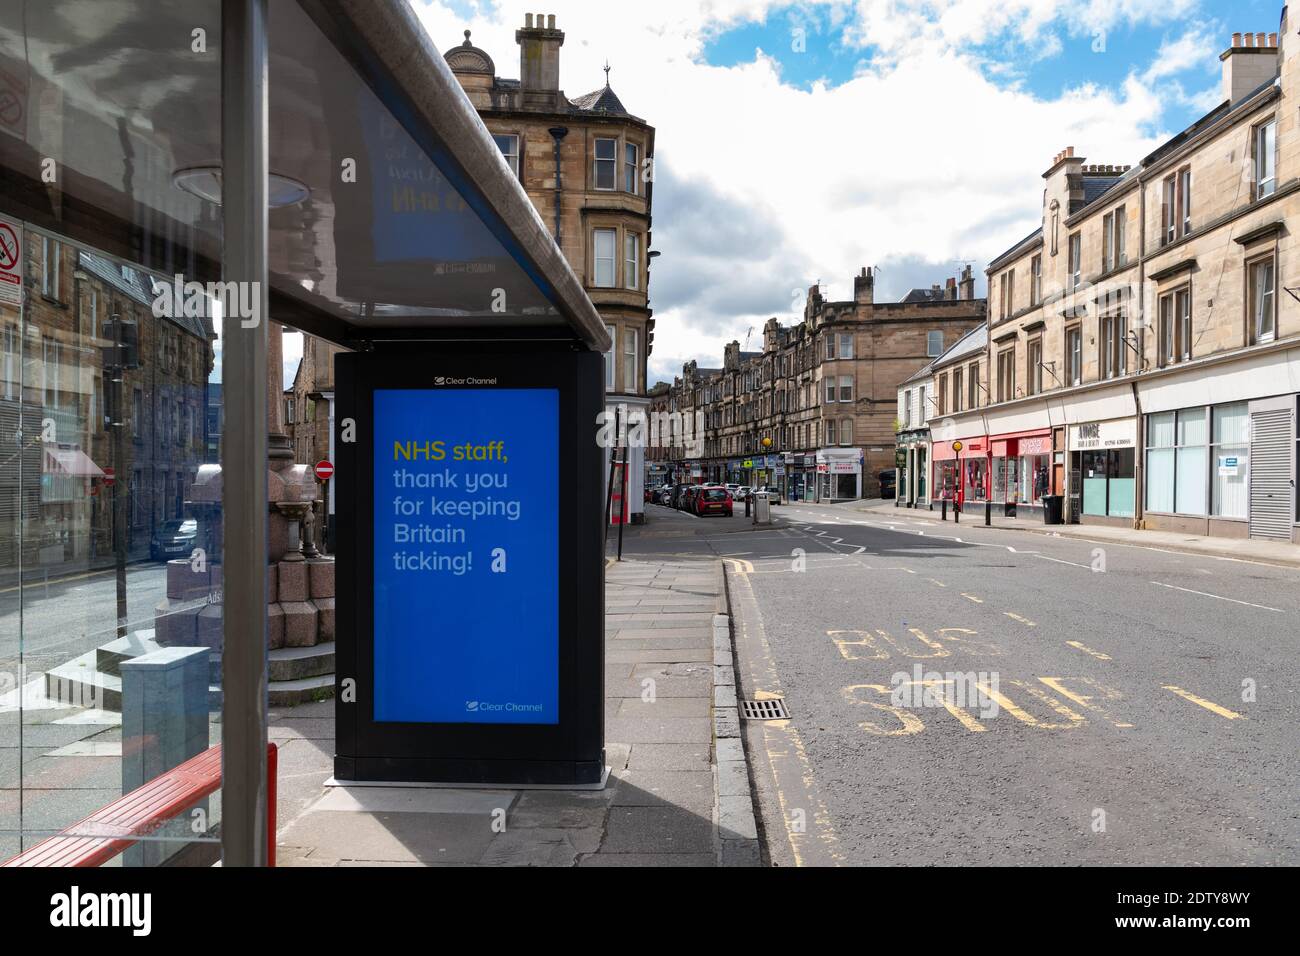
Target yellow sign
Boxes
[952,440,964,453]
[743,459,753,468]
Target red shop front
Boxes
[931,436,989,506]
[989,429,1053,516]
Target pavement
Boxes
[728,497,1300,865]
[273,505,763,867]
[857,498,1300,568]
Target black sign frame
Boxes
[334,344,605,785]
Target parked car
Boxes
[734,485,752,501]
[753,485,782,503]
[151,518,197,561]
[677,485,694,511]
[878,469,897,499]
[696,486,733,517]
[659,486,674,505]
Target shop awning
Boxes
[43,446,105,478]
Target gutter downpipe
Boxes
[549,126,568,246]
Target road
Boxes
[641,499,1300,866]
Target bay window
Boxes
[593,228,616,287]
[594,137,616,190]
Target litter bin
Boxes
[752,492,772,525]
[1042,494,1064,525]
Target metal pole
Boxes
[221,0,269,868]
[617,451,627,561]
[111,317,128,639]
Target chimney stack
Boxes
[945,277,957,301]
[517,12,565,103]
[1220,29,1278,105]
[958,265,975,301]
[853,266,874,305]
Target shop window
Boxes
[1211,403,1248,518]
[1146,408,1208,515]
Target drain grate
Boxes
[740,697,790,720]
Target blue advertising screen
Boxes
[372,388,559,724]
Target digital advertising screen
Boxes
[371,387,559,725]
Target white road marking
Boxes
[1150,581,1286,613]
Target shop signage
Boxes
[1217,456,1241,476]
[1070,419,1136,450]
[1019,436,1051,456]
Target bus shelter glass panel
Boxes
[0,0,234,865]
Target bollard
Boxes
[941,498,947,521]
[985,500,992,527]
[954,499,960,524]
[745,496,751,517]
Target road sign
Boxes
[0,216,21,308]
[314,459,334,481]
[952,440,964,453]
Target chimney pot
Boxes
[525,13,533,27]
[1270,32,1278,46]
[548,14,556,29]
[1233,32,1243,45]
[1257,32,1266,46]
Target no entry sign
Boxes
[314,460,334,481]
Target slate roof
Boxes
[570,83,628,115]
[931,323,987,370]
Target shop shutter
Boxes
[1248,407,1294,540]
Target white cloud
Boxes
[412,0,1225,384]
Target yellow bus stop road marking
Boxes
[961,593,983,603]
[1066,640,1112,660]
[1163,685,1246,720]
[1003,612,1037,626]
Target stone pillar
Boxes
[120,647,211,866]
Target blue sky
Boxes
[702,0,1268,135]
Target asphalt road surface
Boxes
[643,500,1299,866]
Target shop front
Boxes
[784,453,817,502]
[896,428,930,507]
[931,436,988,508]
[990,430,1053,518]
[1068,419,1136,525]
[817,447,862,500]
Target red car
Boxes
[695,486,733,517]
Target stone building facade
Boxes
[655,266,985,500]
[934,13,1300,540]
[0,227,213,569]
